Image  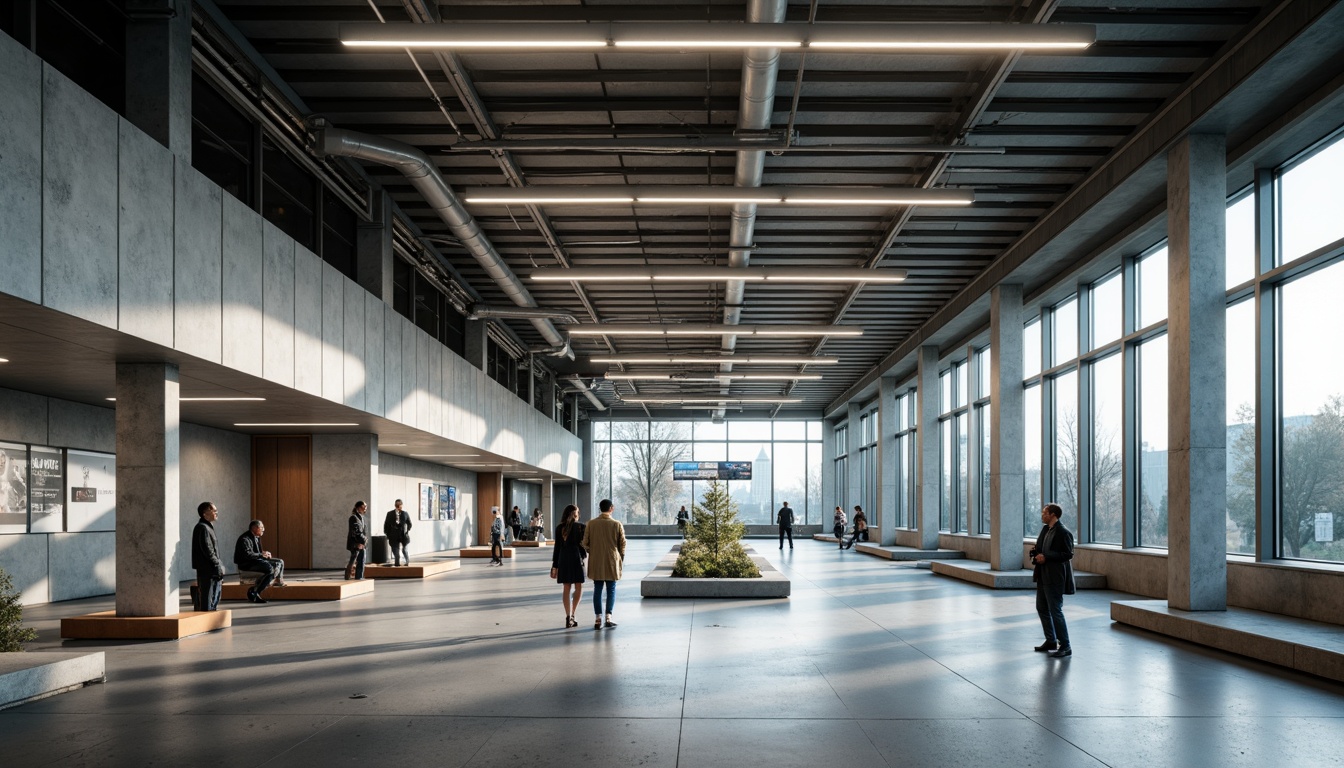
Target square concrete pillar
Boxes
[876,377,899,545]
[357,190,394,304]
[847,402,862,514]
[311,434,378,568]
[124,0,192,160]
[990,285,1027,570]
[540,476,554,530]
[915,345,942,550]
[114,363,180,617]
[820,419,836,525]
[1167,133,1228,611]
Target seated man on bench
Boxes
[234,519,285,603]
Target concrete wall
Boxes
[0,29,582,481]
[0,388,252,605]
[311,434,378,569]
[378,454,478,554]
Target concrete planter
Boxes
[640,545,790,598]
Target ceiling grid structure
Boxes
[217,0,1272,416]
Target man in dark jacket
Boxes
[507,506,522,544]
[346,500,368,579]
[383,499,413,566]
[235,520,284,603]
[191,502,225,611]
[777,501,795,550]
[1031,503,1077,658]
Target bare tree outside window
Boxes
[614,422,689,524]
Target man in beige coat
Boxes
[581,498,627,630]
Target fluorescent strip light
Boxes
[566,323,860,337]
[107,397,267,402]
[462,186,970,207]
[410,454,482,457]
[234,423,360,427]
[0,358,8,363]
[605,373,822,381]
[531,266,906,283]
[590,355,839,365]
[622,397,804,404]
[341,22,1094,53]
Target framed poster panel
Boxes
[29,446,64,533]
[445,486,457,520]
[66,450,116,532]
[437,484,451,520]
[0,442,28,533]
[418,482,435,521]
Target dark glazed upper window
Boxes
[191,73,254,206]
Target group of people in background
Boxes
[833,505,868,550]
[190,501,286,611]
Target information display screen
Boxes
[673,461,753,481]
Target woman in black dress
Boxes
[550,504,587,627]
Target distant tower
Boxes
[750,447,772,522]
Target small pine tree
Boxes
[673,480,761,578]
[0,566,38,652]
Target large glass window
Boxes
[1091,271,1123,349]
[1226,299,1256,555]
[1138,335,1169,547]
[1091,353,1124,544]
[1277,260,1344,561]
[1138,247,1168,329]
[1053,370,1078,512]
[1278,133,1344,263]
[1053,298,1078,366]
[1226,191,1256,288]
[1024,383,1042,527]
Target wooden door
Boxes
[477,472,502,545]
[252,436,313,568]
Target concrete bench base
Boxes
[459,546,514,558]
[221,580,374,601]
[0,652,106,710]
[930,559,1107,589]
[61,610,231,640]
[855,543,966,561]
[1112,599,1344,683]
[364,561,461,579]
[641,545,790,598]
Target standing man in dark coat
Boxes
[776,501,795,550]
[346,500,368,580]
[383,499,413,566]
[191,502,225,611]
[507,505,522,544]
[1031,502,1076,658]
[234,520,284,603]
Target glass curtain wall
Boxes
[591,421,823,526]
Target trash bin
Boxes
[371,535,390,565]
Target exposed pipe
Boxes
[563,376,607,412]
[468,304,581,325]
[312,121,574,361]
[718,0,789,419]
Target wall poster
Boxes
[0,442,28,534]
[67,450,116,532]
[445,485,457,520]
[438,484,456,520]
[418,482,435,521]
[29,446,64,533]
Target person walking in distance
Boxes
[777,501,795,549]
[581,498,627,630]
[383,499,413,566]
[489,508,505,566]
[191,502,225,611]
[676,505,691,537]
[550,504,587,627]
[833,506,847,550]
[1031,503,1077,658]
[346,501,368,580]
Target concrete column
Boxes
[1167,133,1228,611]
[540,476,554,530]
[877,377,899,545]
[310,434,378,568]
[356,191,394,303]
[990,285,1027,570]
[541,370,557,420]
[464,320,489,371]
[820,419,836,525]
[846,402,862,514]
[124,0,192,160]
[577,419,594,518]
[115,363,180,617]
[915,345,941,550]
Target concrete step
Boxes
[0,652,105,710]
[930,559,1107,589]
[855,543,967,561]
[1112,599,1344,683]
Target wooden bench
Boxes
[220,580,374,601]
[364,561,461,579]
[459,546,514,558]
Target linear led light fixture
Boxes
[604,373,822,381]
[410,453,482,457]
[566,324,862,337]
[234,423,360,427]
[622,396,804,404]
[532,266,906,283]
[107,397,266,402]
[341,22,1094,52]
[462,186,972,207]
[590,354,838,365]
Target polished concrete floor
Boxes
[6,539,1344,768]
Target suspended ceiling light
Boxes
[566,324,861,337]
[531,266,906,283]
[341,22,1095,52]
[108,397,267,402]
[234,423,360,427]
[461,186,972,207]
[589,354,838,365]
[604,373,823,381]
[621,396,804,404]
